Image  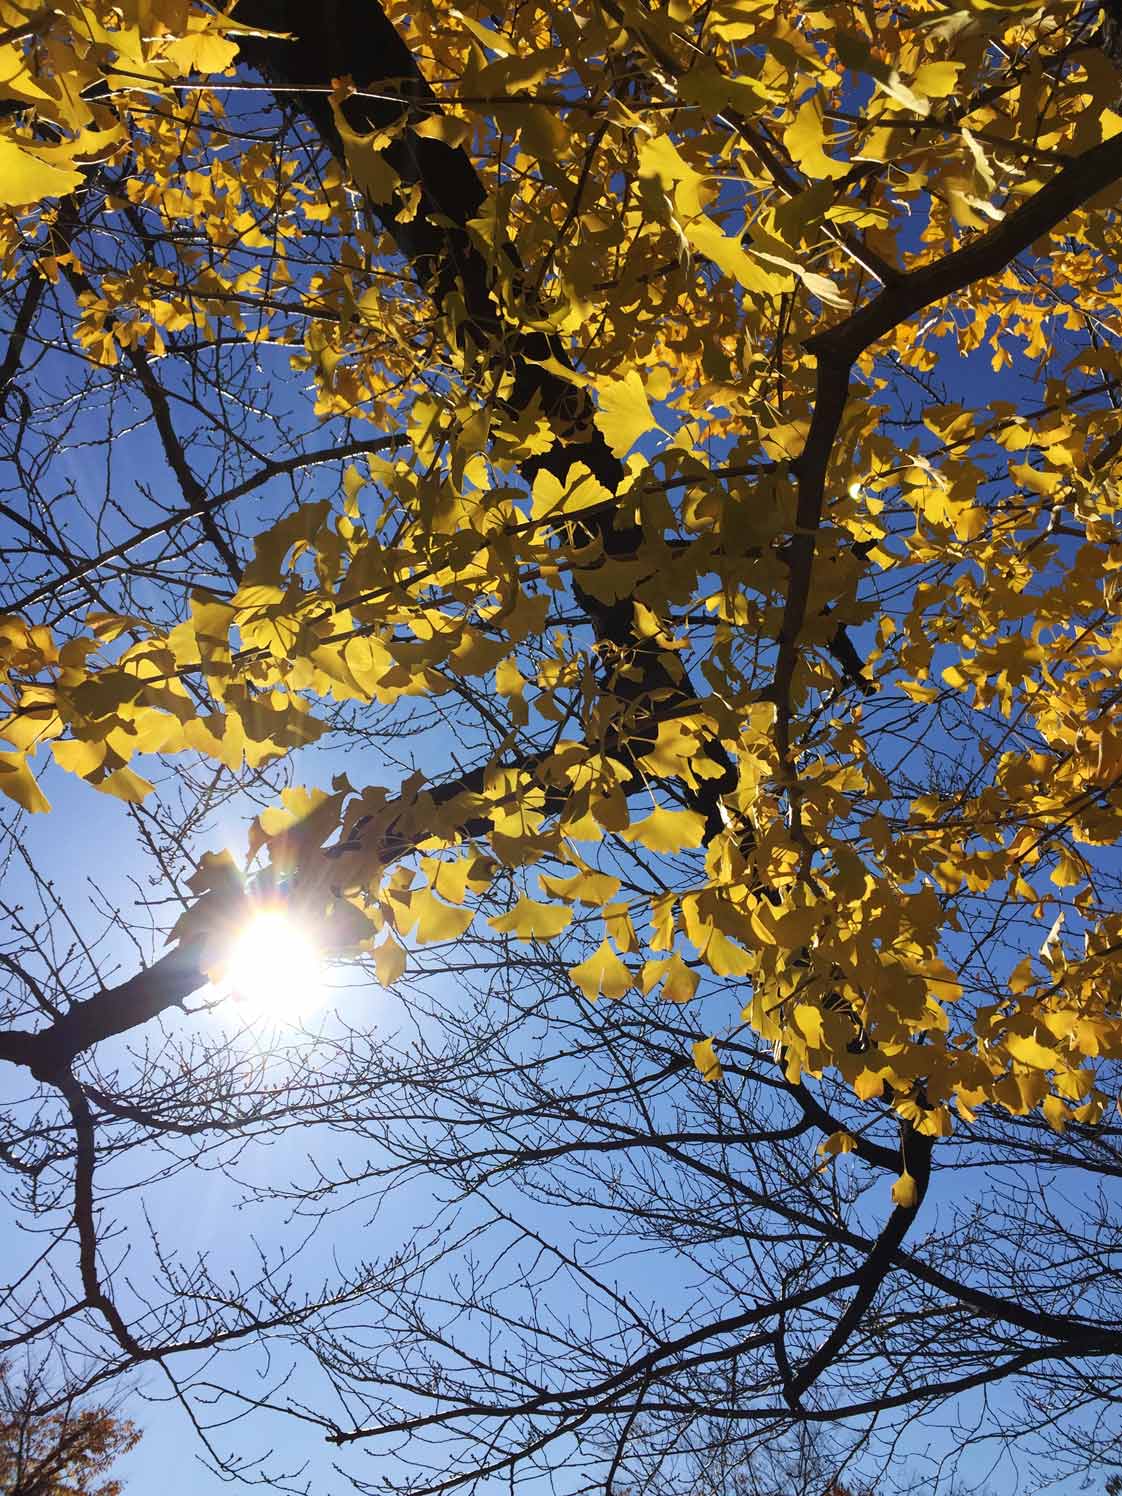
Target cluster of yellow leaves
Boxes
[7,0,1122,1146]
[0,0,242,227]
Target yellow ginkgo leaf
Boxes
[394,887,475,945]
[538,870,622,904]
[1005,1031,1059,1070]
[818,1131,857,1157]
[420,855,473,906]
[638,134,788,294]
[793,1002,825,1048]
[891,1172,918,1208]
[659,951,699,1004]
[1008,955,1035,995]
[414,115,472,148]
[52,738,107,778]
[488,897,572,941]
[98,766,155,804]
[678,61,768,118]
[691,1036,723,1082]
[328,97,401,203]
[593,370,657,458]
[925,959,963,1002]
[374,935,407,986]
[569,940,632,1000]
[530,463,611,522]
[163,30,239,74]
[495,658,526,697]
[700,925,754,979]
[620,806,706,854]
[1051,849,1084,888]
[911,61,962,99]
[0,751,49,813]
[783,98,848,181]
[1041,1093,1069,1133]
[0,138,85,206]
[0,704,62,753]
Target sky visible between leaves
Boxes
[6,16,1122,1493]
[0,287,1112,1496]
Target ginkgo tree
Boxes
[4,0,1122,1490]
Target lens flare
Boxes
[224,907,323,1019]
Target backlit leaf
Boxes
[569,940,632,1001]
[0,752,49,813]
[0,138,85,205]
[691,1037,723,1082]
[620,807,706,854]
[374,935,407,986]
[98,766,155,803]
[594,370,657,458]
[783,98,848,181]
[891,1172,918,1208]
[488,897,573,940]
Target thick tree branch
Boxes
[774,130,1122,783]
[784,1125,933,1406]
[237,0,738,829]
[0,946,203,1082]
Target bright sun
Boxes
[224,908,324,1020]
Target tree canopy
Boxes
[0,1364,138,1496]
[3,0,1122,1491]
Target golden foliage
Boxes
[5,0,1122,1136]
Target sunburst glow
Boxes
[224,908,324,1019]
